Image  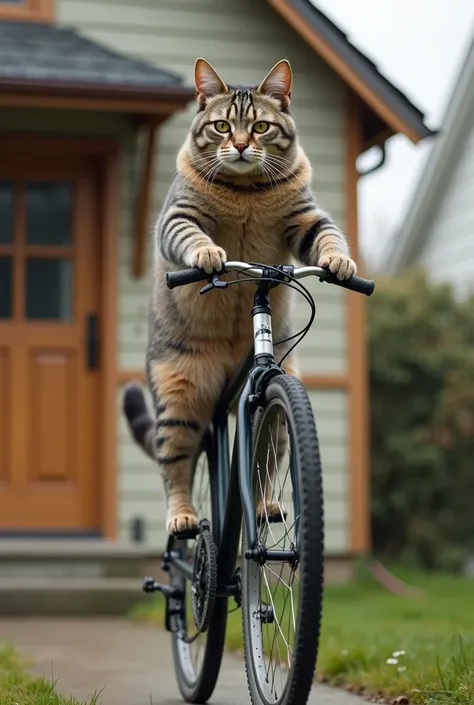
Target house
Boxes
[0,0,432,595]
[382,37,474,298]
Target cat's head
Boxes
[187,58,298,178]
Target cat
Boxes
[123,58,356,536]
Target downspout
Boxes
[357,142,387,177]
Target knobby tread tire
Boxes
[171,441,228,704]
[242,373,325,705]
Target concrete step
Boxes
[0,577,151,616]
[0,539,152,579]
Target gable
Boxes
[383,39,474,273]
[267,0,434,148]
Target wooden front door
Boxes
[0,155,101,533]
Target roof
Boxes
[381,37,474,274]
[267,0,435,146]
[0,4,433,146]
[0,20,194,103]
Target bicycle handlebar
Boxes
[166,261,375,296]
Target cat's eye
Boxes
[214,120,231,133]
[253,121,269,134]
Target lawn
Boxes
[132,564,474,704]
[0,646,101,705]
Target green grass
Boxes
[0,645,102,705]
[132,565,474,704]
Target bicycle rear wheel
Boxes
[169,434,228,703]
[242,374,324,705]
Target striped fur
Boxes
[123,58,356,536]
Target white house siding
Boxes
[56,0,351,553]
[415,121,474,299]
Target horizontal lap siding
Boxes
[58,0,349,553]
[418,123,474,299]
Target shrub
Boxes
[368,268,474,571]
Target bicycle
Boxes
[142,260,375,705]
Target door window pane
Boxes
[0,258,12,318]
[0,181,13,244]
[25,258,72,320]
[26,182,72,246]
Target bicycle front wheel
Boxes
[242,374,324,705]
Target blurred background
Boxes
[0,0,473,651]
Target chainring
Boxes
[191,523,217,634]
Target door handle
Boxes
[86,313,99,370]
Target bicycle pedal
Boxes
[173,528,200,540]
[142,576,183,599]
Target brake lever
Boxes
[200,273,229,295]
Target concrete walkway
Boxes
[0,618,364,704]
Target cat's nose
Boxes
[234,143,248,154]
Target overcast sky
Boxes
[311,0,474,270]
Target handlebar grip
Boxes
[322,271,375,296]
[166,267,210,289]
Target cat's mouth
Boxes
[221,154,260,175]
[215,145,261,175]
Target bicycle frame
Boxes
[163,275,286,596]
[145,261,374,603]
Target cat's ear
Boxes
[194,58,229,105]
[257,59,292,108]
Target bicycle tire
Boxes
[242,373,324,705]
[169,434,228,704]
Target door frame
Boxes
[0,134,119,538]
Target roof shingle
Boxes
[0,20,185,89]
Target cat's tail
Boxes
[122,383,156,460]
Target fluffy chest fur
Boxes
[152,150,310,347]
[155,230,294,348]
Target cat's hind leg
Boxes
[149,354,226,535]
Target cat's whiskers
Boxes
[192,148,219,157]
[253,150,287,189]
[253,150,278,186]
[263,155,307,193]
[190,155,221,170]
[264,152,295,165]
[191,149,217,161]
[189,152,222,173]
[264,153,300,174]
[257,162,279,192]
[261,161,285,192]
[205,162,223,198]
[188,155,221,179]
[192,160,222,194]
[255,149,298,181]
[263,160,304,195]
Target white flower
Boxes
[393,650,406,657]
[386,658,399,665]
[340,649,348,656]
[397,666,407,673]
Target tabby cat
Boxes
[123,58,356,535]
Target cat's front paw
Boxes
[167,508,199,535]
[191,245,226,274]
[318,253,357,281]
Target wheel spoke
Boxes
[255,407,297,699]
[244,379,323,705]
